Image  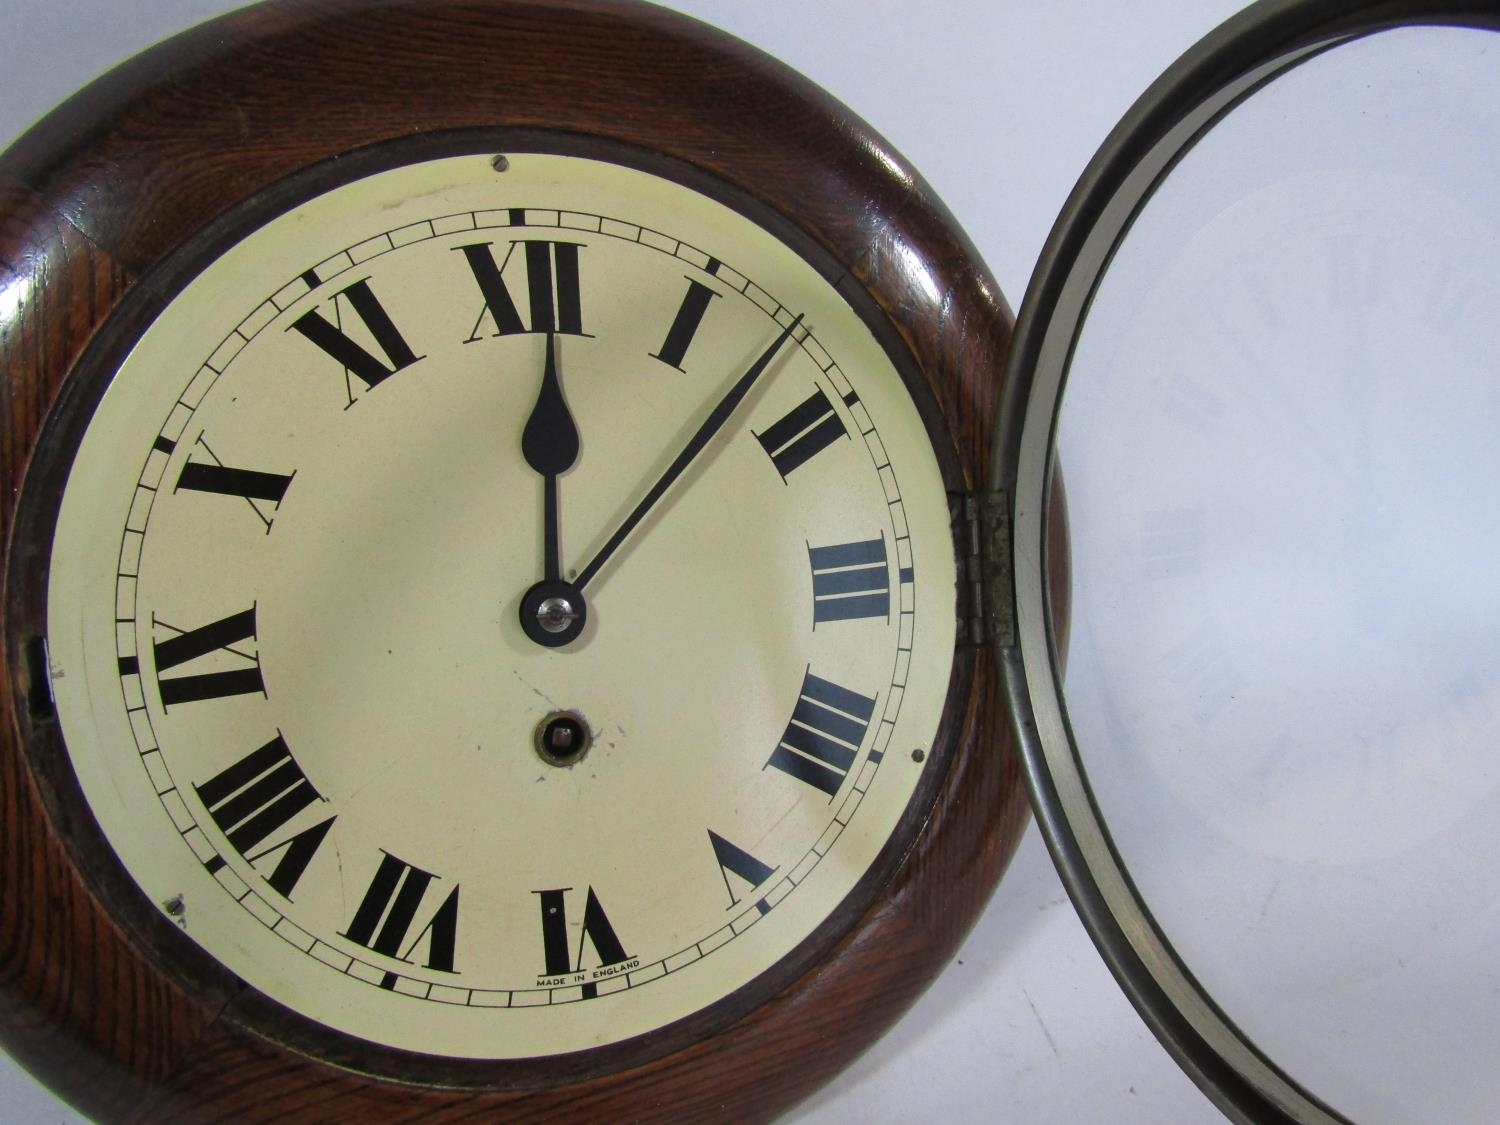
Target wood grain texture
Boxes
[0,171,231,1121]
[122,653,1023,1124]
[0,0,917,287]
[0,1,1043,1119]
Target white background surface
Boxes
[0,1,1244,1121]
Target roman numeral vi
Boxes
[534,886,629,984]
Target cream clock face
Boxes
[43,149,957,1059]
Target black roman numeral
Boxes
[809,536,891,624]
[755,386,854,480]
[650,271,721,371]
[342,851,460,976]
[707,830,776,907]
[176,462,292,504]
[174,435,294,532]
[195,734,334,899]
[458,239,585,339]
[766,670,877,797]
[534,886,629,983]
[291,278,423,398]
[153,606,264,709]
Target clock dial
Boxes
[41,150,958,1061]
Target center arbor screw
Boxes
[519,579,588,648]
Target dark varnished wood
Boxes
[0,0,917,285]
[0,1,1048,1119]
[0,171,231,1120]
[119,652,1024,1124]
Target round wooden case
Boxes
[0,0,1054,1119]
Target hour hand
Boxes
[518,334,588,649]
[521,332,579,583]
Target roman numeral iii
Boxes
[808,536,891,624]
[458,238,586,339]
[766,670,877,797]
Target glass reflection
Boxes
[1057,26,1500,1125]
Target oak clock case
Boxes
[10,1,1499,1124]
[39,145,962,1062]
[0,1,1028,1121]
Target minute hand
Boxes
[573,314,804,593]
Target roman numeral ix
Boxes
[152,606,264,710]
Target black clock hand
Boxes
[573,314,804,593]
[521,332,579,583]
[518,334,587,648]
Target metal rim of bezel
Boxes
[994,2,1500,1123]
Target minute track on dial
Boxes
[40,150,958,1068]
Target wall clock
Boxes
[4,1,1500,1124]
[0,0,1050,1120]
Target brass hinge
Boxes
[952,490,1014,648]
